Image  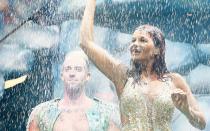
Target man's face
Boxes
[61,57,89,90]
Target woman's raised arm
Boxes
[80,0,127,95]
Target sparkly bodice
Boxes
[120,78,175,131]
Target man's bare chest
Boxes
[53,111,89,131]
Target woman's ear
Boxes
[154,48,160,55]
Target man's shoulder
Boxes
[33,99,59,110]
[29,98,60,118]
[92,97,118,112]
[91,98,121,128]
[93,97,116,106]
[27,99,61,130]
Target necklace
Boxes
[140,80,149,85]
[137,78,150,87]
[132,79,150,89]
[58,108,87,122]
[60,108,86,113]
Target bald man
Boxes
[27,51,119,131]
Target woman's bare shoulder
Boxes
[167,72,189,92]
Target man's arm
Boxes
[28,119,40,131]
[27,107,41,131]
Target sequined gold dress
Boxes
[120,78,175,131]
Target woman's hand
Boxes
[170,73,206,130]
[171,88,189,113]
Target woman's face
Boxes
[130,30,159,62]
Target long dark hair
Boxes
[128,25,169,83]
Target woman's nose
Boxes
[130,43,138,50]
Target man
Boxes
[27,50,119,131]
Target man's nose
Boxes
[69,74,75,78]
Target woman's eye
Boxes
[132,38,136,42]
[140,37,147,42]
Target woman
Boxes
[80,0,206,130]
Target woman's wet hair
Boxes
[128,25,169,83]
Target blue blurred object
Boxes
[29,0,62,26]
[0,74,4,99]
[0,12,3,31]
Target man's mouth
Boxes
[67,79,78,83]
[67,78,78,81]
